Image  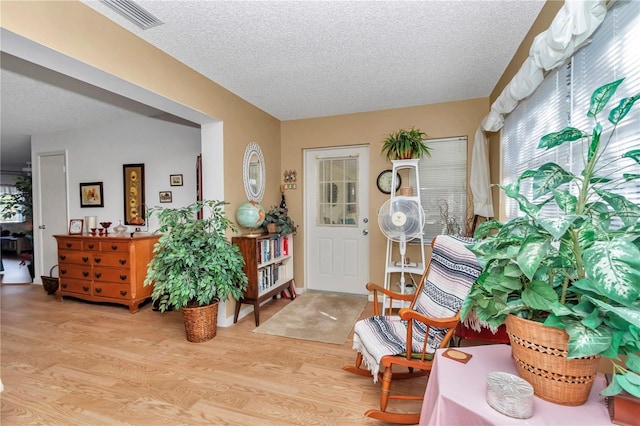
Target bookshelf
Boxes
[232,233,295,326]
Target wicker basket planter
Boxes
[505,314,600,406]
[182,300,219,343]
[41,265,59,295]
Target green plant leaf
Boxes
[473,219,503,239]
[521,280,558,309]
[538,127,585,150]
[623,173,640,182]
[562,317,612,358]
[609,94,640,125]
[588,78,624,117]
[623,149,640,164]
[517,236,551,280]
[601,375,623,396]
[532,163,574,198]
[537,215,581,240]
[585,296,640,329]
[584,239,640,306]
[595,188,640,227]
[617,373,640,398]
[552,189,577,214]
[588,123,602,161]
[627,353,640,374]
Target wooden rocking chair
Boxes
[342,234,481,424]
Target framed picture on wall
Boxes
[170,174,183,186]
[123,163,145,226]
[79,182,104,207]
[159,191,172,203]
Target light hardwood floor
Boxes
[1,285,428,425]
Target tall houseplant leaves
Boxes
[463,78,640,398]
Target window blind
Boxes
[410,136,467,241]
[502,0,639,222]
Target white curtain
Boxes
[470,0,607,219]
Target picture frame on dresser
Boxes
[79,182,104,207]
[69,219,84,235]
[123,163,145,226]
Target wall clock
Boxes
[376,170,401,194]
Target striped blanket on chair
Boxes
[352,234,481,381]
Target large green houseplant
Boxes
[144,200,248,341]
[381,127,432,160]
[461,78,640,398]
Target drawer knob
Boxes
[95,287,102,294]
[120,290,128,296]
[61,283,68,289]
[82,271,89,277]
[88,244,94,249]
[95,272,102,279]
[94,258,102,263]
[119,274,127,281]
[119,259,127,265]
[66,243,72,248]
[111,245,118,251]
[82,286,89,292]
[82,257,89,263]
[60,255,67,261]
[61,269,67,275]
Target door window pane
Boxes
[317,157,359,226]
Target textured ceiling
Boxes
[1,0,546,170]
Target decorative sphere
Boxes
[236,201,266,229]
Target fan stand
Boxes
[398,237,407,292]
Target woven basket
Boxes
[182,301,219,343]
[505,314,599,406]
[41,265,59,295]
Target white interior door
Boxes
[304,146,369,295]
[36,152,67,281]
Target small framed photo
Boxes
[79,182,104,208]
[170,174,183,186]
[69,219,84,235]
[159,191,173,203]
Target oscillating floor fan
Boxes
[378,198,425,291]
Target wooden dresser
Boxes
[54,233,159,313]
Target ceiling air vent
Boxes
[100,0,164,30]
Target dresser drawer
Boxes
[57,239,82,251]
[92,283,131,300]
[90,252,131,267]
[93,267,131,284]
[59,278,92,295]
[82,240,100,251]
[100,241,130,253]
[58,265,92,280]
[58,251,93,265]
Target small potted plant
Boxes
[381,126,431,161]
[262,206,296,236]
[144,200,248,342]
[461,79,640,403]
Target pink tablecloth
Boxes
[420,344,610,425]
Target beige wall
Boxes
[281,98,489,286]
[486,0,564,221]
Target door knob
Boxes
[362,229,369,235]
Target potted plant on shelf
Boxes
[381,126,431,161]
[144,200,248,343]
[461,78,640,404]
[262,206,296,236]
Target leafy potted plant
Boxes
[461,79,640,404]
[262,206,296,236]
[381,126,431,161]
[144,200,248,343]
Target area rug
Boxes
[253,291,368,345]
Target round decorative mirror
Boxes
[242,142,265,202]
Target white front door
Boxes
[36,152,67,281]
[304,146,369,295]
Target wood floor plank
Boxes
[1,285,431,425]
